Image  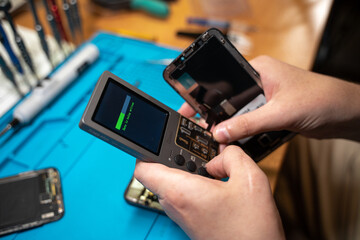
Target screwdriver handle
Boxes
[69,0,83,39]
[46,13,63,50]
[0,54,23,96]
[130,0,169,18]
[36,24,51,62]
[43,0,64,50]
[2,10,37,78]
[48,0,69,42]
[0,20,24,74]
[62,2,76,40]
[14,34,36,75]
[28,0,52,62]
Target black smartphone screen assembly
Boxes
[0,168,64,236]
[170,35,262,122]
[164,28,295,161]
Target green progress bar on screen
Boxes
[116,95,131,130]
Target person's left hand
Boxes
[134,146,285,240]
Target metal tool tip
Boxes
[0,124,11,137]
[0,118,19,137]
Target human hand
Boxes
[134,146,285,240]
[178,102,197,118]
[212,56,360,142]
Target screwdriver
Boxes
[0,0,39,83]
[28,0,53,66]
[0,19,32,89]
[0,53,23,97]
[47,0,69,42]
[0,0,40,82]
[69,0,83,41]
[0,20,24,75]
[62,0,77,42]
[42,0,65,53]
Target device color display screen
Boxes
[171,36,261,111]
[93,79,169,155]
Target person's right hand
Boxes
[212,56,360,143]
[135,145,285,240]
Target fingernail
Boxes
[214,125,230,142]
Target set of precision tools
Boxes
[0,0,83,97]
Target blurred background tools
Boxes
[0,20,24,76]
[47,0,69,43]
[0,0,39,82]
[62,0,83,43]
[0,52,23,96]
[42,0,67,53]
[69,0,83,40]
[0,0,84,117]
[91,0,170,18]
[0,43,99,138]
[186,17,257,33]
[28,0,52,66]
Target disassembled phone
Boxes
[0,168,64,236]
[124,177,164,213]
[79,71,218,177]
[163,28,295,161]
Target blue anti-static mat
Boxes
[0,32,189,240]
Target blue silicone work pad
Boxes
[0,32,189,240]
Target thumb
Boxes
[134,160,192,199]
[213,102,281,143]
[206,146,258,180]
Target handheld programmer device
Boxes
[79,71,218,177]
